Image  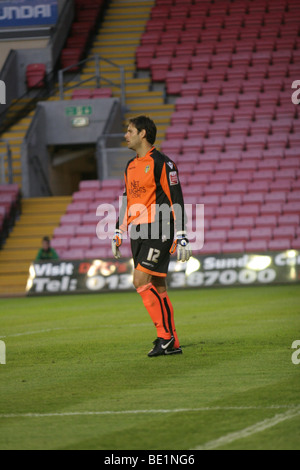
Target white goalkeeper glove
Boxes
[170,231,192,263]
[112,229,122,259]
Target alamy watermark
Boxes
[291,340,300,365]
[0,340,6,365]
[0,80,6,105]
[95,200,204,251]
[291,80,300,105]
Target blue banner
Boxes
[0,0,58,27]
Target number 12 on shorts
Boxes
[147,248,161,263]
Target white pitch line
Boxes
[193,407,300,450]
[0,323,149,339]
[0,406,299,420]
[0,328,68,339]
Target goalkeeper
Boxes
[112,116,192,357]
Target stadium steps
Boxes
[0,113,34,187]
[0,196,71,296]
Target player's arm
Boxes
[160,161,192,262]
[113,172,128,259]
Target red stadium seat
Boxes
[222,242,245,253]
[245,240,268,252]
[205,230,227,243]
[268,239,291,251]
[62,249,85,260]
[69,237,91,250]
[66,202,89,214]
[51,238,70,252]
[73,191,95,202]
[26,64,46,89]
[79,180,101,191]
[250,227,272,241]
[273,226,296,241]
[200,242,222,254]
[53,226,76,238]
[255,215,278,228]
[227,229,250,242]
[210,218,233,230]
[230,215,254,230]
[60,214,83,226]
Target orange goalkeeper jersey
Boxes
[117,147,187,233]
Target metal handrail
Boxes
[0,139,13,184]
[58,54,127,112]
[96,133,133,180]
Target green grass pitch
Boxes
[0,285,299,450]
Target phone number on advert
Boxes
[86,268,276,290]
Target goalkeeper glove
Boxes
[170,231,192,263]
[112,229,122,259]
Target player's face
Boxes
[125,123,144,151]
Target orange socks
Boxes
[160,291,180,349]
[137,283,180,348]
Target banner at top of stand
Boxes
[0,0,58,27]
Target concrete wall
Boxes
[0,39,49,72]
[22,98,123,197]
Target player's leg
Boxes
[131,229,181,355]
[151,276,180,350]
[134,269,173,342]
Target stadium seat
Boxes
[73,191,95,202]
[222,242,245,253]
[283,202,300,215]
[268,239,292,251]
[51,238,70,253]
[91,88,113,98]
[84,248,110,259]
[227,229,250,243]
[69,237,91,250]
[26,64,46,89]
[250,227,272,241]
[201,242,222,255]
[79,180,101,191]
[66,202,89,215]
[210,218,233,230]
[233,217,255,230]
[60,214,83,226]
[273,226,296,241]
[255,216,277,228]
[215,206,238,218]
[205,230,227,243]
[245,240,268,252]
[62,249,85,260]
[292,238,300,250]
[75,225,97,237]
[53,226,76,238]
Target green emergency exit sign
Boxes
[65,106,92,117]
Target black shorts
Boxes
[130,222,174,278]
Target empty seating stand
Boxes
[61,0,106,71]
[51,179,132,260]
[145,0,300,255]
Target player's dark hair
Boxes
[129,116,157,145]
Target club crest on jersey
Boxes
[169,171,179,186]
[145,165,150,174]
